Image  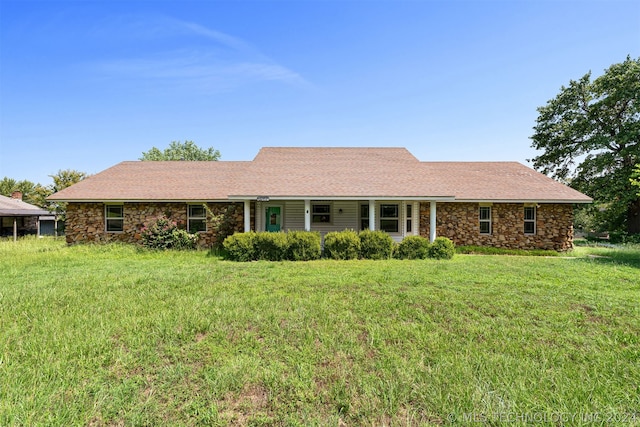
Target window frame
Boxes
[188,204,207,233]
[311,203,332,224]
[360,204,370,231]
[524,206,536,235]
[405,203,413,234]
[105,205,124,233]
[379,204,399,233]
[479,206,492,235]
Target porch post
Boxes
[13,217,17,242]
[304,199,311,231]
[369,200,375,231]
[243,200,251,232]
[430,201,437,242]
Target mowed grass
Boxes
[1,238,638,426]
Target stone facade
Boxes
[419,202,574,251]
[65,202,254,248]
[64,201,574,251]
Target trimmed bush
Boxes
[287,231,321,261]
[223,232,257,261]
[323,230,361,260]
[428,236,455,260]
[396,235,430,259]
[141,216,199,250]
[254,232,289,261]
[359,229,395,260]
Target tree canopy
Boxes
[632,164,640,197]
[530,56,640,234]
[140,141,221,161]
[1,170,88,215]
[0,177,45,206]
[41,169,89,217]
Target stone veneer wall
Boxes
[65,202,255,247]
[419,202,574,251]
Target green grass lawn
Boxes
[1,238,638,426]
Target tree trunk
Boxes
[628,199,640,235]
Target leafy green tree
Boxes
[40,169,89,218]
[0,177,43,206]
[49,169,88,193]
[632,164,640,196]
[530,56,640,234]
[140,141,221,161]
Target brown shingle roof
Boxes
[48,161,250,201]
[230,147,450,198]
[0,194,51,216]
[419,162,592,202]
[48,147,592,203]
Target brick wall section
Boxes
[64,202,252,247]
[420,202,574,251]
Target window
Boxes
[312,203,331,223]
[524,206,536,235]
[105,205,124,232]
[360,204,369,231]
[479,206,491,234]
[188,205,207,232]
[406,203,413,233]
[380,204,399,233]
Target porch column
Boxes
[369,200,376,231]
[430,201,437,242]
[304,199,311,231]
[13,217,17,242]
[244,200,251,232]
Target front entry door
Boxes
[266,206,282,232]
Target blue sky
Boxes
[1,0,638,186]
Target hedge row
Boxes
[223,231,322,261]
[222,230,455,261]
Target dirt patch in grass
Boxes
[219,384,271,426]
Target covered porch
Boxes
[240,198,452,243]
[0,193,54,241]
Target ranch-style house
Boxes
[48,147,592,251]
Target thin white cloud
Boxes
[176,20,252,53]
[85,15,311,92]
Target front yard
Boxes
[1,238,638,426]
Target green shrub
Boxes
[323,230,361,260]
[287,231,321,261]
[141,216,199,250]
[359,229,395,260]
[254,232,289,261]
[223,232,257,261]
[397,235,430,259]
[428,236,455,260]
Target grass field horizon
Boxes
[1,238,638,426]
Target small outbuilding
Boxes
[0,192,54,240]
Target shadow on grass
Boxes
[580,248,640,269]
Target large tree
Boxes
[0,177,46,206]
[632,164,640,196]
[35,169,89,216]
[530,56,640,234]
[140,141,221,161]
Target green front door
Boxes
[266,206,281,232]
